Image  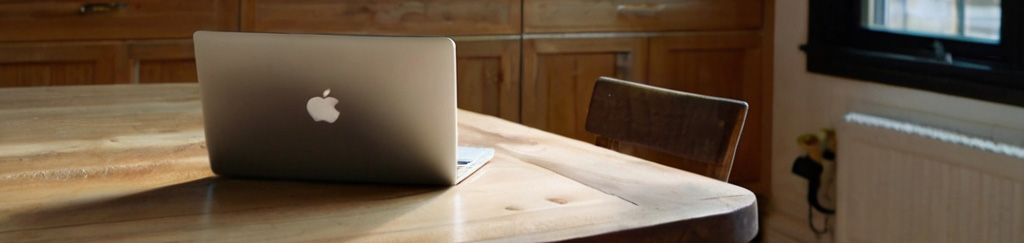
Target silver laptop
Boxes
[193,31,492,185]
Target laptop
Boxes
[193,31,492,185]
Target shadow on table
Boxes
[6,177,447,239]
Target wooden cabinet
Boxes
[638,32,765,185]
[0,42,128,87]
[522,38,647,142]
[0,0,239,42]
[242,0,521,35]
[0,40,199,86]
[128,40,198,83]
[524,0,762,33]
[0,0,232,86]
[454,39,521,121]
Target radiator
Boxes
[837,113,1024,243]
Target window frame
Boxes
[803,0,1024,107]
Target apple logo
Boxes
[306,88,340,123]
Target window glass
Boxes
[862,0,1001,43]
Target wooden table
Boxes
[0,84,757,242]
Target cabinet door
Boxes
[454,39,520,121]
[522,38,647,142]
[128,40,198,83]
[647,32,764,184]
[0,42,128,87]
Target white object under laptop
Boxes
[193,31,492,185]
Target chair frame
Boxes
[584,77,748,181]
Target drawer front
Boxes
[128,40,198,84]
[0,42,128,87]
[524,0,762,33]
[0,0,239,42]
[244,0,521,35]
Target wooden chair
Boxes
[585,77,748,181]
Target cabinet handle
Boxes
[616,3,666,16]
[79,3,127,14]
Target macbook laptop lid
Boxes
[194,31,462,185]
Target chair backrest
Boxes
[585,77,748,181]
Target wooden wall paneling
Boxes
[0,42,129,87]
[523,0,762,33]
[453,39,521,121]
[241,0,522,35]
[0,0,240,42]
[646,32,762,184]
[522,37,647,142]
[127,40,198,83]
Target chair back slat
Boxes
[585,77,748,181]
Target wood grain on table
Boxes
[0,84,756,242]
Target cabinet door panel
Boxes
[0,42,127,87]
[128,40,197,83]
[647,32,763,184]
[522,38,646,142]
[1,62,94,87]
[454,39,520,121]
[136,60,198,84]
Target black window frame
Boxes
[802,0,1024,107]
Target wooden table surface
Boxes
[0,84,757,242]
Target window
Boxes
[803,0,1024,107]
[864,0,1001,43]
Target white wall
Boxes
[769,1,1024,242]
